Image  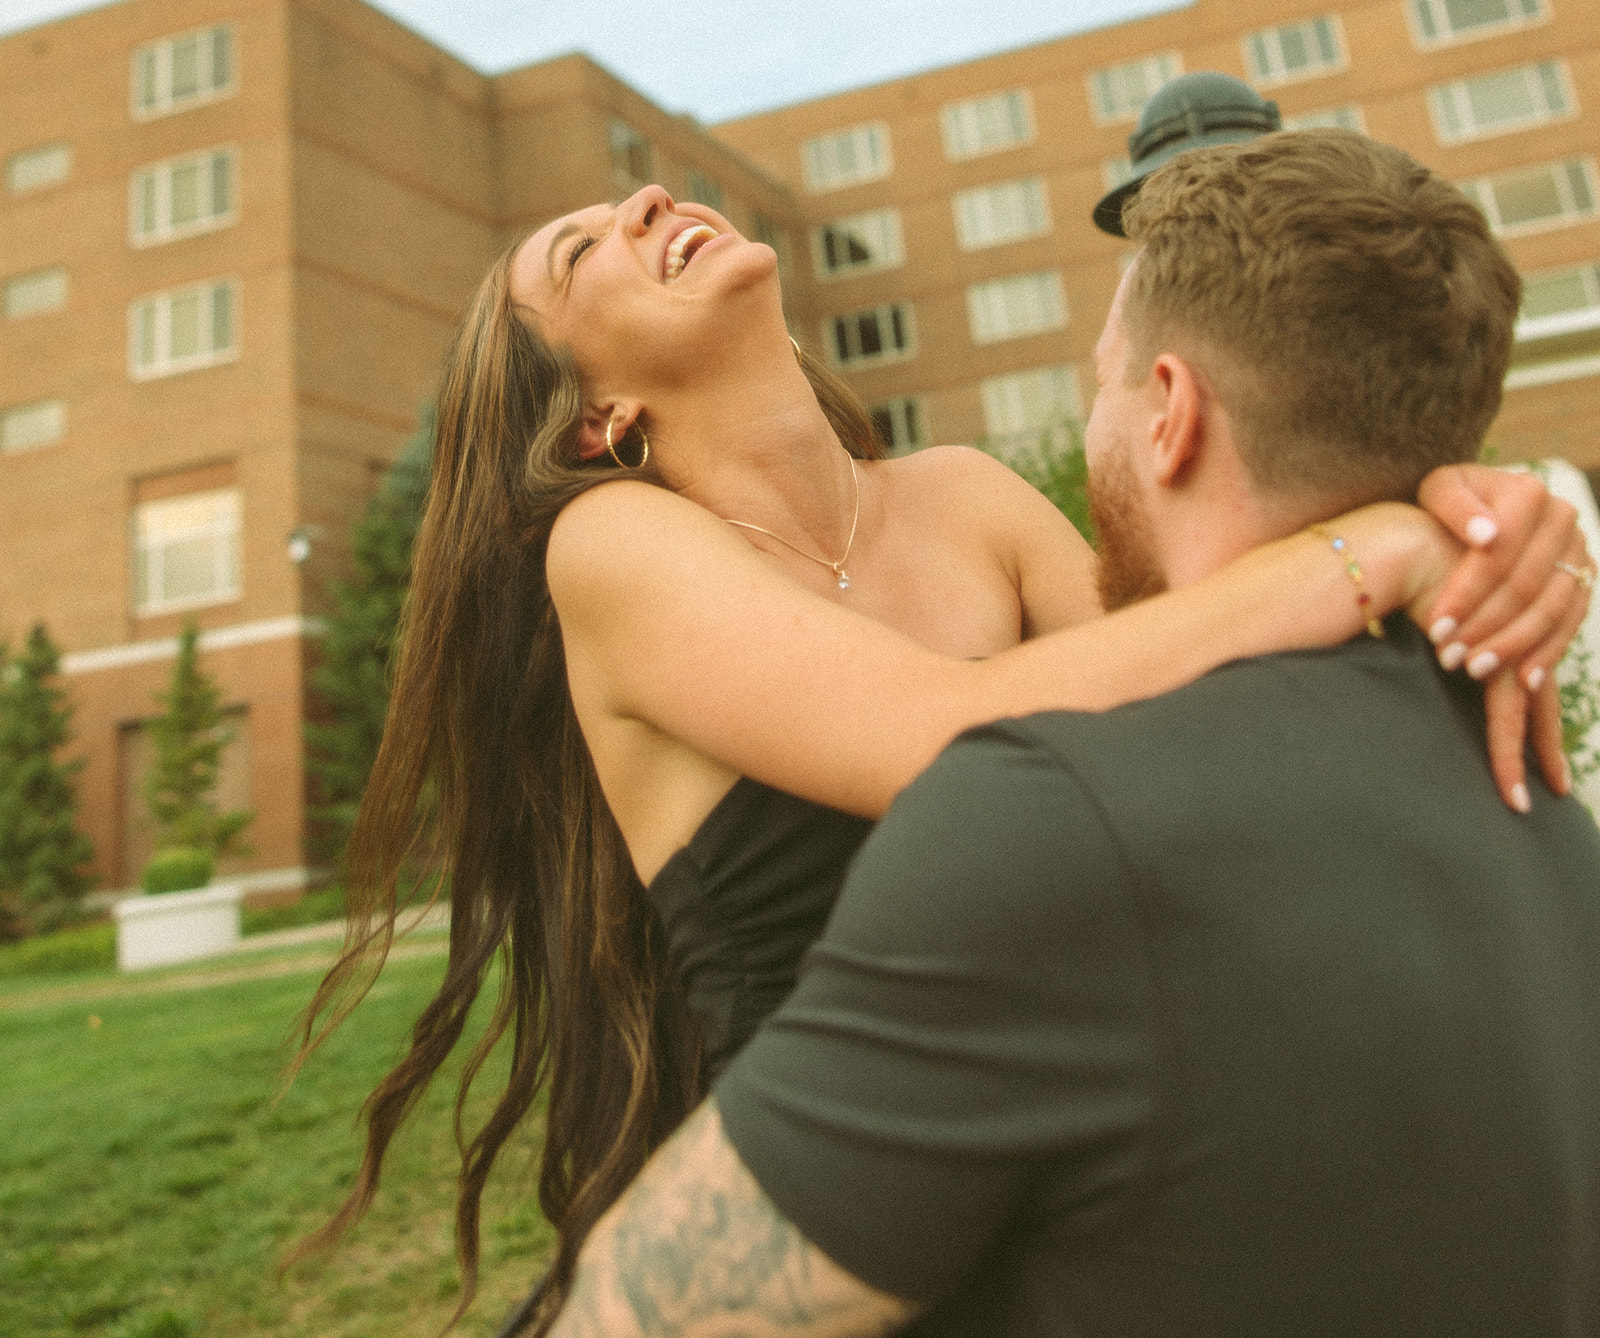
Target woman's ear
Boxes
[574,401,643,461]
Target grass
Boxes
[0,944,554,1337]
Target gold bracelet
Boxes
[1309,524,1384,639]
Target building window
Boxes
[1459,159,1597,235]
[752,213,791,272]
[6,143,71,195]
[3,267,69,320]
[1428,62,1574,144]
[128,278,238,380]
[1410,0,1545,46]
[1243,17,1343,85]
[133,488,241,615]
[966,272,1067,345]
[1282,105,1366,132]
[131,24,234,119]
[980,365,1083,455]
[1088,53,1182,123]
[811,209,905,278]
[1517,262,1600,339]
[130,147,236,247]
[953,178,1050,251]
[940,89,1035,161]
[684,169,724,211]
[827,303,916,367]
[609,120,651,192]
[1102,157,1135,192]
[869,398,925,453]
[1,400,66,455]
[802,123,892,192]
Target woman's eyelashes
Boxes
[566,234,597,273]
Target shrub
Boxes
[0,920,114,978]
[141,847,214,895]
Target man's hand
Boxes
[550,1101,916,1338]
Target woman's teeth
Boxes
[665,225,718,281]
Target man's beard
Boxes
[1087,442,1168,612]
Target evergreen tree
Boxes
[305,405,433,860]
[143,620,253,860]
[0,625,95,939]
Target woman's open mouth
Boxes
[665,225,719,281]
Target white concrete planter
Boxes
[113,883,243,971]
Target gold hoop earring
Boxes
[605,416,650,469]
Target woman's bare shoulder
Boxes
[873,444,1078,528]
[548,481,727,614]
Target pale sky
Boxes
[2,0,1189,122]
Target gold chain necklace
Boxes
[723,457,860,590]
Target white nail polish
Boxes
[1439,641,1468,671]
[1429,617,1458,644]
[1527,666,1546,692]
[1467,650,1500,679]
[1511,782,1531,814]
[1466,515,1498,546]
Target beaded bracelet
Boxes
[1309,524,1385,639]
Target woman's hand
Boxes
[1413,463,1593,806]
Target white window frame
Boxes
[802,123,892,193]
[980,365,1082,455]
[1459,158,1598,237]
[131,23,235,120]
[869,397,926,453]
[1428,62,1574,145]
[1243,16,1345,87]
[811,209,905,280]
[1408,0,1546,48]
[825,303,916,368]
[129,147,237,247]
[132,488,242,616]
[966,272,1067,346]
[1088,53,1182,124]
[953,178,1051,252]
[1282,105,1367,133]
[5,143,71,195]
[3,267,69,320]
[128,278,239,381]
[609,120,651,192]
[1,399,67,455]
[1102,157,1136,192]
[1516,262,1600,341]
[940,89,1036,162]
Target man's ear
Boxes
[575,400,644,461]
[1148,353,1204,489]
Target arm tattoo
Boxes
[550,1100,916,1338]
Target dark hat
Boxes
[1092,71,1281,237]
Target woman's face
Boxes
[509,185,775,389]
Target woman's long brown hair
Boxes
[288,237,884,1332]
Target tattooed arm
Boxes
[549,1100,918,1338]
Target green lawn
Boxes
[0,944,554,1338]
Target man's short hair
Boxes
[1121,129,1521,501]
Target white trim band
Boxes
[1505,354,1600,391]
[62,615,325,676]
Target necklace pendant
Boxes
[836,570,850,590]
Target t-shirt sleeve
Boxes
[714,720,1155,1306]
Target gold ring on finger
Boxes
[1556,560,1596,590]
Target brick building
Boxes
[2,0,1596,895]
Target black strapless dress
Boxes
[646,777,875,1082]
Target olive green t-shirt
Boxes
[717,622,1600,1337]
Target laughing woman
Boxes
[293,186,1587,1331]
